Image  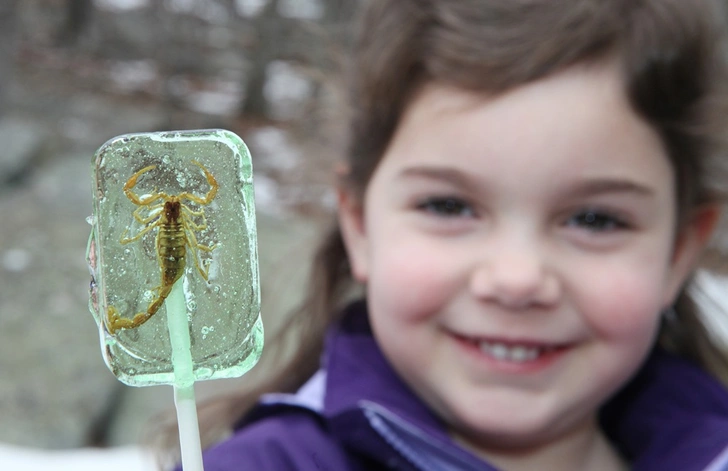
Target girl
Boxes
[173,0,728,469]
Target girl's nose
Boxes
[469,243,560,310]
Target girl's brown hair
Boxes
[162,0,728,456]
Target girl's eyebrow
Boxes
[397,166,471,186]
[565,179,656,198]
[397,166,656,198]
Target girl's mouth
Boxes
[477,340,555,363]
[454,334,569,370]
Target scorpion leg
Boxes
[178,160,218,205]
[133,203,163,224]
[119,205,162,243]
[183,213,216,252]
[120,217,160,244]
[182,204,205,217]
[106,283,173,334]
[184,226,216,281]
[182,206,208,232]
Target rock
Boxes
[0,116,48,185]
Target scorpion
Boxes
[106,160,218,334]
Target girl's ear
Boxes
[337,183,369,283]
[664,204,721,305]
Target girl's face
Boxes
[338,63,711,459]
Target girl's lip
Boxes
[452,332,567,349]
[451,333,572,372]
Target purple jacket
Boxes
[193,301,728,470]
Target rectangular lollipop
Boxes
[87,129,263,387]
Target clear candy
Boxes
[87,129,263,387]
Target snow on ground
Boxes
[694,271,728,345]
[263,61,315,121]
[247,126,300,171]
[95,0,150,11]
[278,0,324,19]
[96,0,325,20]
[182,78,243,117]
[0,444,158,471]
[235,0,267,17]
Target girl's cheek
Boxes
[371,241,461,321]
[579,273,664,341]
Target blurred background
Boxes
[0,0,358,468]
[2,1,728,470]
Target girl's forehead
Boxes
[394,63,646,152]
[375,62,672,196]
[410,61,626,119]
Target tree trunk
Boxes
[0,0,18,116]
[60,0,93,46]
[239,0,282,118]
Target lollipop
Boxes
[87,129,263,470]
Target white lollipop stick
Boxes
[166,279,204,471]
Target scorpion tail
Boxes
[106,284,175,334]
[145,284,173,319]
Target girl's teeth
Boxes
[479,341,542,362]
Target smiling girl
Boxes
[173,1,728,470]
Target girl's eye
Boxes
[417,197,474,217]
[566,210,627,232]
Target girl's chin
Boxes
[449,421,560,455]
